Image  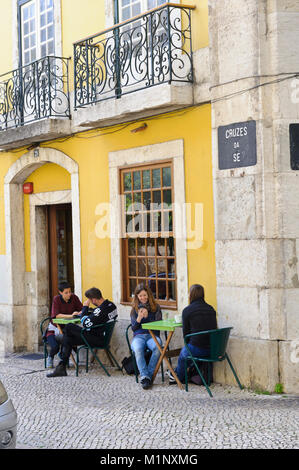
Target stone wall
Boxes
[209,0,299,393]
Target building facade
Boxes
[0,0,298,394]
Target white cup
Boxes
[174,314,181,323]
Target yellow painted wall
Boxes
[0,1,208,85]
[23,163,71,272]
[0,0,208,72]
[61,0,105,88]
[0,106,216,309]
[61,0,105,58]
[0,1,215,308]
[0,152,24,255]
[0,1,13,75]
[61,0,209,92]
[183,0,209,50]
[30,103,216,308]
[60,0,209,57]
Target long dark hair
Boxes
[189,284,205,304]
[132,283,157,313]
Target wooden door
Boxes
[48,204,74,302]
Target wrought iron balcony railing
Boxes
[0,56,70,131]
[74,3,195,109]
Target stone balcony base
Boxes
[73,83,194,129]
[0,118,72,151]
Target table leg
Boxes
[149,330,183,390]
[164,331,173,367]
[56,324,77,368]
[151,330,172,380]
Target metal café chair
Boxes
[76,320,121,377]
[184,327,243,397]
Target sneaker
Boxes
[46,356,54,368]
[166,370,176,385]
[140,377,152,390]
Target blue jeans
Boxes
[47,334,63,358]
[175,344,209,382]
[131,333,162,380]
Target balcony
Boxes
[0,56,71,150]
[73,3,195,128]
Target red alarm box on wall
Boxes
[23,182,33,194]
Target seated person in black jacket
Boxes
[168,284,217,384]
[47,287,117,377]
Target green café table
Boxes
[142,319,183,389]
[53,317,81,367]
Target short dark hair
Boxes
[58,281,72,293]
[189,284,205,303]
[85,287,103,300]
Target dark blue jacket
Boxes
[130,303,162,337]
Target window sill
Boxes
[120,301,178,311]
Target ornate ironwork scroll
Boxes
[74,4,193,109]
[0,56,70,130]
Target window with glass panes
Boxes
[121,162,177,306]
[119,0,166,21]
[20,0,55,65]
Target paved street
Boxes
[0,353,298,450]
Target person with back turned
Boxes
[167,284,217,384]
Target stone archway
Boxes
[4,147,81,352]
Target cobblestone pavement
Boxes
[0,353,298,449]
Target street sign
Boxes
[218,120,257,170]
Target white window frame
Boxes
[104,0,181,27]
[12,0,62,69]
[20,0,55,65]
[109,139,189,320]
[119,0,166,22]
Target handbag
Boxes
[121,349,152,375]
[121,356,135,375]
[188,362,213,385]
